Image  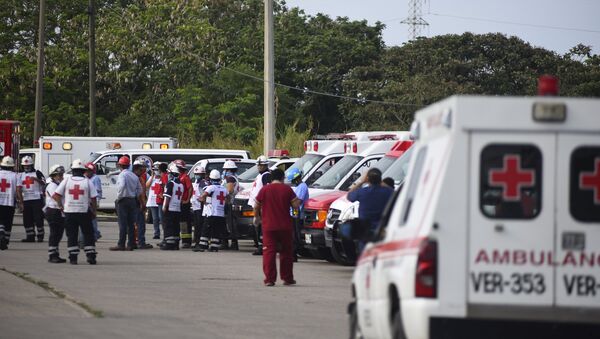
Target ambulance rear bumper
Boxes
[429,316,600,339]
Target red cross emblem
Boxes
[216,190,226,205]
[22,175,35,189]
[488,154,535,201]
[580,158,600,205]
[0,178,10,192]
[175,186,183,200]
[151,183,162,196]
[68,184,85,200]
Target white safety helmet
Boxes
[209,169,221,180]
[1,156,15,168]
[49,164,65,176]
[223,160,238,170]
[21,155,34,166]
[193,166,206,174]
[71,159,86,170]
[256,155,269,165]
[133,159,147,167]
[167,161,179,174]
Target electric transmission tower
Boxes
[401,0,429,40]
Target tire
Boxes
[331,240,356,266]
[392,309,407,339]
[348,301,364,339]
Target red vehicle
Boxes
[0,120,20,167]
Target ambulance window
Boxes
[97,154,123,174]
[480,144,542,219]
[339,157,380,191]
[570,147,600,222]
[400,147,428,225]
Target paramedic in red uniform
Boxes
[253,169,301,286]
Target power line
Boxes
[428,12,600,34]
[100,7,422,108]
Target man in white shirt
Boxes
[0,156,20,250]
[53,159,98,265]
[45,165,66,263]
[17,155,46,242]
[199,169,228,252]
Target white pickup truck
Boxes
[348,89,600,338]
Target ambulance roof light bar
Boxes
[533,75,566,123]
[268,149,290,158]
[368,134,398,141]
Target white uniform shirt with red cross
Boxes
[204,184,227,217]
[0,170,18,207]
[164,180,183,213]
[146,176,162,208]
[54,176,97,213]
[18,171,44,201]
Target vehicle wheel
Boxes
[348,301,363,339]
[392,309,407,339]
[331,241,355,266]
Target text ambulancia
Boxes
[348,77,600,339]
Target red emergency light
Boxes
[303,141,308,152]
[538,75,559,96]
[352,142,357,153]
[313,141,319,152]
[268,149,290,158]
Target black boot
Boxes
[37,236,44,243]
[48,254,67,263]
[69,255,78,265]
[192,244,204,252]
[86,254,97,265]
[221,239,230,250]
[252,248,263,256]
[230,240,239,251]
[0,238,8,250]
[21,236,35,243]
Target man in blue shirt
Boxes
[287,168,308,262]
[110,156,143,251]
[347,168,393,250]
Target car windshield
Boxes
[87,152,102,164]
[381,147,414,186]
[286,153,325,179]
[373,155,397,173]
[310,155,363,189]
[238,161,276,182]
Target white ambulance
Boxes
[90,148,249,209]
[348,92,600,338]
[19,136,177,176]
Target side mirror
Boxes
[350,172,361,182]
[339,219,371,241]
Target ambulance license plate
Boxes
[304,234,312,244]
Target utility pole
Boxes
[34,0,46,145]
[88,0,97,136]
[263,0,275,155]
[401,0,429,40]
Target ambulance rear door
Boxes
[469,133,555,306]
[555,134,600,307]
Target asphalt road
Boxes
[0,216,353,339]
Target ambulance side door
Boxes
[555,134,600,307]
[469,133,555,306]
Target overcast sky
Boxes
[283,0,600,55]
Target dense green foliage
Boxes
[1,0,599,153]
